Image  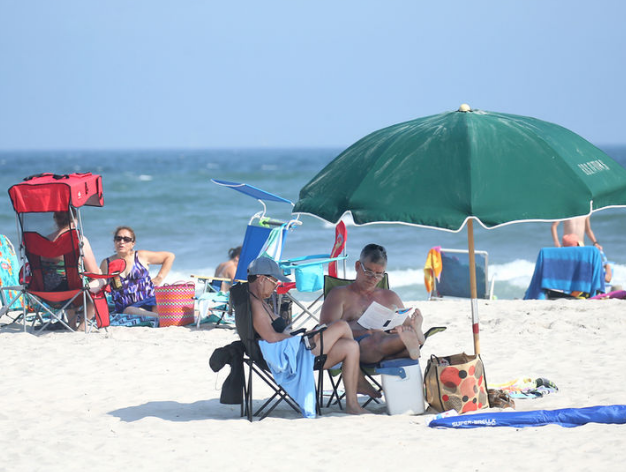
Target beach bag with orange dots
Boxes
[154,282,195,327]
[424,352,489,414]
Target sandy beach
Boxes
[2,298,626,471]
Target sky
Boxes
[1,0,625,150]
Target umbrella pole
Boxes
[467,219,480,355]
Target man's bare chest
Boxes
[344,292,387,321]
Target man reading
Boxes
[320,244,426,367]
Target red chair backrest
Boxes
[23,230,82,292]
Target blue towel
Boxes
[524,247,605,300]
[259,336,317,418]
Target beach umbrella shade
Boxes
[293,105,626,355]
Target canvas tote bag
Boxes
[424,352,489,413]
[154,281,195,327]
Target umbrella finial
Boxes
[458,104,471,112]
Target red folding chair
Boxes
[7,173,122,332]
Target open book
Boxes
[357,301,412,331]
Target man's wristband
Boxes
[593,241,600,245]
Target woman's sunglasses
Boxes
[114,236,134,243]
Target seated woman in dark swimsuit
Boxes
[41,211,102,329]
[100,226,175,316]
[248,257,369,415]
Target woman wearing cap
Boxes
[248,256,369,415]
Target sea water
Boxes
[1,146,625,302]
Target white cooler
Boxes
[376,358,425,415]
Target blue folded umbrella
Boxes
[429,405,626,429]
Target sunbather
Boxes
[100,226,175,317]
[248,257,369,415]
[214,245,241,292]
[42,210,101,329]
[320,244,426,366]
[43,211,100,291]
[551,216,603,250]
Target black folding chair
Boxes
[230,282,332,421]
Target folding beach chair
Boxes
[230,282,333,421]
[189,276,231,327]
[7,173,122,332]
[425,247,495,300]
[275,221,348,329]
[192,179,299,327]
[322,274,446,410]
[322,274,390,408]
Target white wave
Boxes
[155,259,625,300]
[489,259,536,288]
[385,268,423,287]
[386,260,537,290]
[138,174,153,181]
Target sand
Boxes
[1,298,626,471]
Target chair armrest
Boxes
[0,285,23,291]
[190,274,232,283]
[81,271,120,279]
[304,324,328,338]
[281,254,330,265]
[290,324,327,338]
[280,255,348,274]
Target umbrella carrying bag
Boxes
[424,352,489,414]
[154,282,195,327]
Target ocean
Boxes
[1,146,625,302]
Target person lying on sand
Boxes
[320,243,426,398]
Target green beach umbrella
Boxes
[293,105,626,354]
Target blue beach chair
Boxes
[192,180,298,326]
[427,248,494,300]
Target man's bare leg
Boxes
[357,371,382,398]
[359,331,414,363]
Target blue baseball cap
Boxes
[247,257,290,282]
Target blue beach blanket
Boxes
[259,336,316,418]
[524,247,605,300]
[109,312,159,328]
[429,405,626,429]
[0,234,24,310]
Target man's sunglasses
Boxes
[359,261,386,280]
